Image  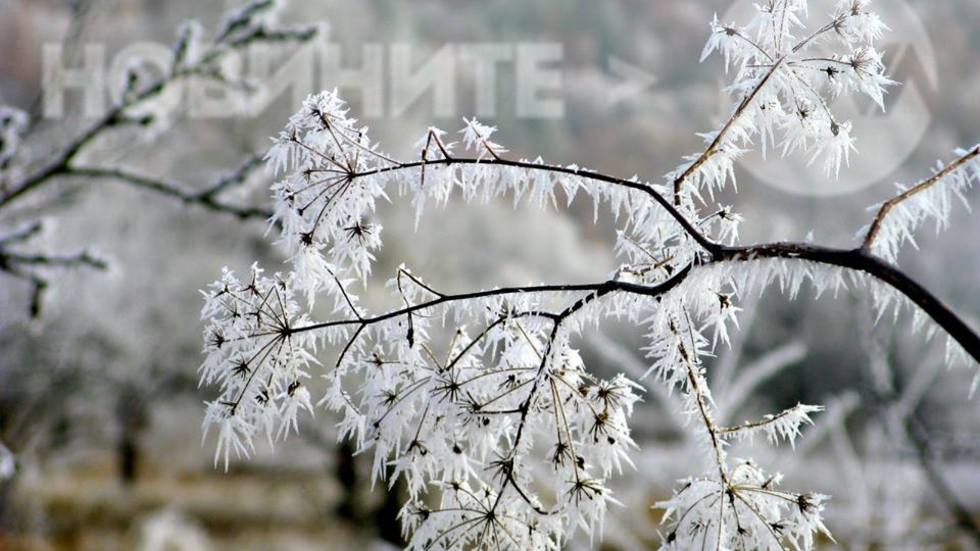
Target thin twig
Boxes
[863,145,980,250]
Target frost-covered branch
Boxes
[716,242,980,364]
[266,147,980,363]
[1,2,315,211]
[863,144,980,262]
[0,221,107,317]
[66,160,272,221]
[0,0,318,317]
[194,2,979,549]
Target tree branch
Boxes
[0,246,107,318]
[717,243,980,363]
[0,15,316,212]
[64,166,272,220]
[339,154,980,363]
[293,265,694,338]
[863,145,980,250]
[671,57,786,202]
[350,157,716,252]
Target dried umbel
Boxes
[199,1,978,549]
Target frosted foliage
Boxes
[657,460,830,551]
[197,1,979,549]
[199,264,318,471]
[687,0,893,193]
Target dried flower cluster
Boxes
[199,1,979,549]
